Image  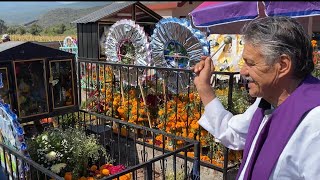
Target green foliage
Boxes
[56,113,77,128]
[36,6,103,28]
[63,27,77,35]
[119,42,135,64]
[165,170,186,180]
[217,84,252,115]
[6,26,17,34]
[3,4,102,37]
[43,27,55,36]
[312,68,320,79]
[27,127,107,178]
[6,25,27,35]
[56,23,66,34]
[45,23,67,35]
[0,19,7,34]
[41,23,76,36]
[29,24,43,35]
[16,26,26,35]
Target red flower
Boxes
[107,165,126,174]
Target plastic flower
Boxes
[50,163,67,174]
[45,151,57,161]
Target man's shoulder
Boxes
[286,106,320,151]
[298,106,320,132]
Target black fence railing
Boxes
[2,110,200,180]
[0,57,254,180]
[0,141,64,180]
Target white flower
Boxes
[45,151,57,161]
[50,163,67,174]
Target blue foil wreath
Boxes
[151,18,209,93]
[151,17,209,68]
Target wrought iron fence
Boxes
[0,58,253,180]
[78,59,252,179]
[0,141,64,180]
[2,110,200,180]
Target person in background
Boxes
[1,34,10,43]
[193,16,320,179]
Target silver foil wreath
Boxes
[105,19,151,86]
[151,17,209,93]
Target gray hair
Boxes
[241,16,314,79]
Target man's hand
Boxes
[191,56,216,106]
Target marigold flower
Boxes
[90,165,98,171]
[101,168,110,176]
[100,164,112,170]
[311,40,317,48]
[112,173,132,180]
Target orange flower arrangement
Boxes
[156,93,203,139]
[116,91,151,127]
[81,63,248,169]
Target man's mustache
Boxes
[241,75,254,82]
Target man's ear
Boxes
[277,54,292,78]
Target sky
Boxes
[57,1,78,4]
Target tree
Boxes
[7,26,17,34]
[0,19,8,34]
[17,26,26,35]
[54,23,66,34]
[29,24,42,35]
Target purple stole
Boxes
[237,75,320,180]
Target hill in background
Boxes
[0,2,112,25]
[35,6,105,28]
[2,1,166,38]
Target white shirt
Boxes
[198,97,320,179]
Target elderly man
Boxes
[193,16,320,179]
